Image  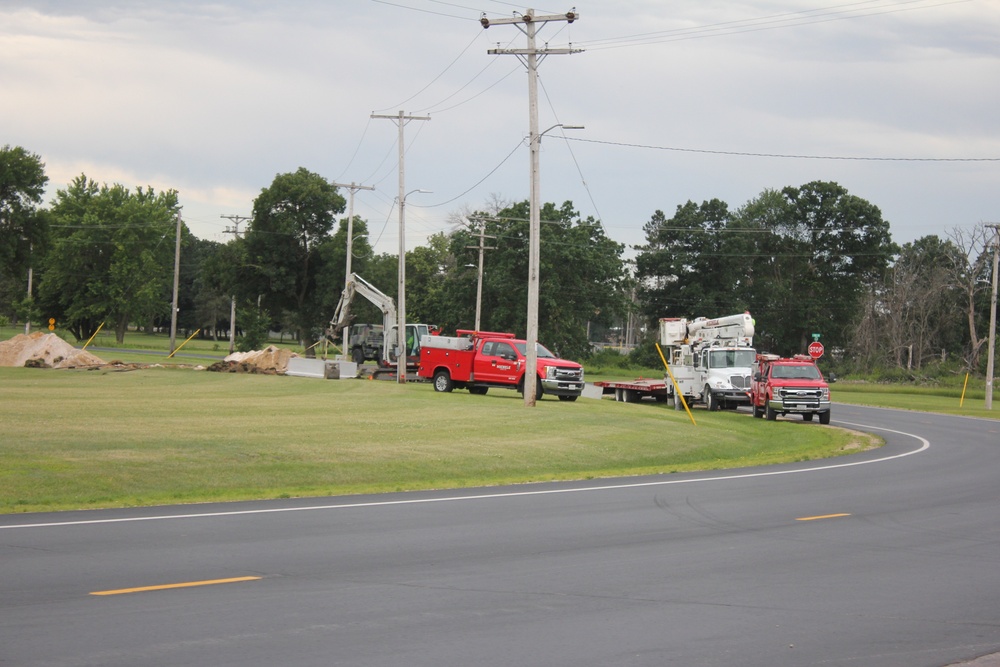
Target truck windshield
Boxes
[771,365,822,380]
[708,349,756,368]
[514,342,556,359]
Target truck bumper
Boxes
[541,378,584,397]
[712,389,751,404]
[768,399,831,413]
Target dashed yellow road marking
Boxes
[90,576,261,596]
[796,513,851,521]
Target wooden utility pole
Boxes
[986,223,999,410]
[482,8,581,406]
[329,181,374,360]
[371,111,429,384]
[221,214,250,354]
[169,210,182,355]
[465,218,496,332]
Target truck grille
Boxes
[730,374,751,389]
[554,367,583,382]
[780,387,822,408]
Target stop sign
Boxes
[808,341,825,359]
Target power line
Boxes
[562,136,1000,162]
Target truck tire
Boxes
[705,386,720,411]
[433,370,453,393]
[351,347,365,365]
[518,377,544,401]
[468,386,488,395]
[558,395,578,402]
[802,412,814,422]
[765,402,778,421]
[752,402,763,418]
[819,409,831,425]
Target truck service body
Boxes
[418,330,584,400]
[750,353,834,423]
[596,312,756,410]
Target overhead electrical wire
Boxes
[577,0,972,50]
[562,136,999,163]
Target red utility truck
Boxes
[750,354,835,423]
[418,330,585,401]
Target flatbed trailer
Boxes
[593,378,671,403]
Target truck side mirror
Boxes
[827,372,837,383]
[753,372,762,382]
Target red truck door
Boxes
[474,340,521,385]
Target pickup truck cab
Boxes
[750,354,834,424]
[418,330,584,400]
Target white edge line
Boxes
[0,421,928,531]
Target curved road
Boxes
[2,404,999,666]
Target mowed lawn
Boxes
[1,366,874,513]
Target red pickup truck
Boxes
[417,330,585,401]
[750,354,835,424]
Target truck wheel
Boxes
[705,386,719,411]
[802,413,814,422]
[765,403,778,421]
[468,386,488,395]
[819,410,831,425]
[752,403,763,418]
[351,348,365,365]
[558,395,578,402]
[433,370,453,393]
[519,377,544,400]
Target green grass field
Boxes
[0,365,875,513]
[3,325,996,514]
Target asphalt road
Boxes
[2,404,999,667]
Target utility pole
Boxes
[24,242,32,335]
[986,223,999,410]
[221,214,250,355]
[371,110,430,384]
[465,218,496,332]
[482,8,581,406]
[329,182,375,361]
[169,209,182,355]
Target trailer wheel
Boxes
[819,410,831,425]
[765,403,778,421]
[433,370,453,393]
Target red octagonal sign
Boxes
[808,341,825,359]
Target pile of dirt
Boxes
[0,332,106,369]
[209,345,297,374]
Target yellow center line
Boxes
[90,576,261,596]
[796,513,851,521]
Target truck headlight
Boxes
[546,366,556,379]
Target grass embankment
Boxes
[833,381,998,419]
[0,366,872,513]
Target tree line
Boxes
[1,145,996,374]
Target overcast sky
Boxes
[3,0,998,259]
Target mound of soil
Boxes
[211,345,297,374]
[0,333,106,369]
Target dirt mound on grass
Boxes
[209,345,297,374]
[0,332,106,369]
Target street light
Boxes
[397,188,431,384]
[524,123,584,406]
